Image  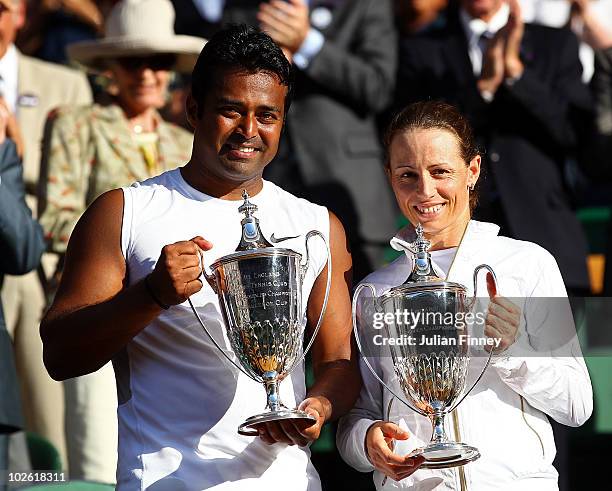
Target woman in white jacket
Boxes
[336,101,593,491]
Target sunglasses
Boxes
[115,54,176,71]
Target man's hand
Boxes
[504,0,524,80]
[0,98,24,157]
[478,0,525,97]
[257,0,310,55]
[478,27,507,97]
[570,0,612,49]
[147,236,212,307]
[365,421,425,482]
[257,396,330,446]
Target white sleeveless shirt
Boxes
[116,168,329,491]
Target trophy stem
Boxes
[263,371,282,412]
[430,408,448,444]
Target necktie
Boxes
[478,30,494,54]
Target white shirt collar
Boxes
[390,220,500,254]
[389,220,501,284]
[0,44,19,113]
[459,3,510,46]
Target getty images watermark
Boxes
[370,309,503,350]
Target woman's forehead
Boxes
[390,128,462,162]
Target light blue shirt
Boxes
[192,0,325,69]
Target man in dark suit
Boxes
[397,0,592,292]
[172,0,399,280]
[0,128,45,475]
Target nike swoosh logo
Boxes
[270,233,301,243]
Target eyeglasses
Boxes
[115,54,176,72]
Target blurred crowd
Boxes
[0,0,611,487]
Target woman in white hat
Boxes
[37,0,205,483]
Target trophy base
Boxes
[238,410,317,436]
[410,442,480,469]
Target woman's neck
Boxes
[120,104,157,133]
[426,219,469,251]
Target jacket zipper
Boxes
[520,395,545,458]
[452,409,468,491]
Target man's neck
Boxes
[0,43,16,62]
[464,2,504,23]
[180,162,264,201]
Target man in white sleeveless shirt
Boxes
[40,25,361,490]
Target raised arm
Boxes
[259,0,397,113]
[302,0,398,113]
[40,189,210,380]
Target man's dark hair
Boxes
[191,25,293,117]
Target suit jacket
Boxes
[17,52,92,207]
[588,48,612,180]
[283,0,398,248]
[397,12,592,289]
[173,0,399,274]
[0,139,45,433]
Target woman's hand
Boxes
[365,421,425,482]
[484,272,521,352]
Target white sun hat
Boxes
[67,0,206,73]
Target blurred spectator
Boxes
[592,49,612,168]
[16,1,120,65]
[589,48,612,294]
[37,0,204,482]
[0,104,45,479]
[172,0,398,281]
[0,0,91,469]
[397,0,592,294]
[395,0,449,35]
[519,0,612,80]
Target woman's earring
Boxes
[468,183,475,191]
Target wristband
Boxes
[144,274,170,310]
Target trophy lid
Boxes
[209,190,301,270]
[404,224,444,283]
[386,224,466,296]
[236,189,274,251]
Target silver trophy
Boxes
[353,225,497,469]
[189,191,331,435]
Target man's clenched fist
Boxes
[146,236,213,307]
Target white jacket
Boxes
[337,221,592,491]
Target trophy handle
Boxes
[292,230,332,371]
[187,297,259,382]
[466,264,498,310]
[300,230,323,279]
[352,283,428,418]
[449,349,493,413]
[186,250,259,382]
[449,264,498,412]
[198,248,218,294]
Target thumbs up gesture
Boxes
[484,272,521,353]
